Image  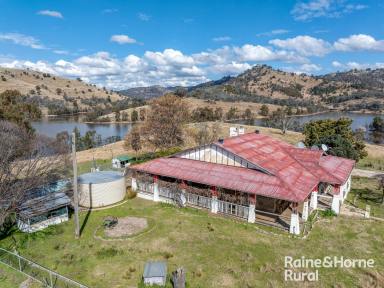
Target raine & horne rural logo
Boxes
[284,256,376,283]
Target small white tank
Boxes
[78,171,126,208]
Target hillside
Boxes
[98,98,281,122]
[119,85,176,100]
[0,67,124,115]
[120,65,384,113]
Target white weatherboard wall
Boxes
[79,172,126,208]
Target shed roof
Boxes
[143,261,167,278]
[116,155,133,162]
[78,171,124,184]
[18,192,70,219]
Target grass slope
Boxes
[0,198,383,288]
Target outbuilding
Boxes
[112,155,133,169]
[17,192,71,233]
[143,261,167,286]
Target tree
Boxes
[303,118,367,161]
[192,123,222,146]
[214,107,223,120]
[139,108,146,121]
[125,126,142,158]
[266,107,296,134]
[121,111,129,121]
[115,111,121,122]
[243,108,253,119]
[369,116,384,132]
[259,104,269,116]
[131,109,139,122]
[0,90,42,132]
[142,94,189,150]
[0,121,70,228]
[226,107,238,120]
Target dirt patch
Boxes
[105,217,148,238]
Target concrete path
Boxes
[352,168,384,178]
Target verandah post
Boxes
[289,202,300,235]
[247,194,256,223]
[210,186,218,213]
[153,175,159,202]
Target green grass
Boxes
[346,176,384,218]
[1,197,383,288]
[356,156,384,171]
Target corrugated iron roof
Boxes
[132,158,313,202]
[131,132,355,202]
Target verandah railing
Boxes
[0,248,88,288]
[218,200,249,219]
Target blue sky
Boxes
[0,0,383,89]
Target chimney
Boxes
[218,138,224,144]
[255,130,260,134]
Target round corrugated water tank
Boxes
[78,171,126,208]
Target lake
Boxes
[32,116,132,140]
[228,111,384,144]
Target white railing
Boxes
[158,186,175,199]
[0,248,88,288]
[137,181,153,194]
[185,193,211,209]
[218,200,249,219]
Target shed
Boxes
[17,192,71,233]
[112,155,133,169]
[143,261,167,286]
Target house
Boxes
[143,261,167,286]
[112,155,133,169]
[130,131,355,234]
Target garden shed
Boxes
[143,261,167,286]
[17,192,71,233]
[112,155,133,168]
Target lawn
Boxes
[0,198,383,288]
[346,176,384,218]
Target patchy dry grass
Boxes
[0,198,383,288]
[346,176,384,218]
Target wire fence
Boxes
[0,248,88,288]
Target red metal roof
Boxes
[131,132,355,202]
[132,157,312,202]
[217,133,320,197]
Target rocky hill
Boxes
[0,67,125,115]
[119,85,177,100]
[120,65,384,112]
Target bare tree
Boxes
[142,94,189,150]
[193,122,223,146]
[266,107,297,134]
[0,121,70,228]
[124,126,142,158]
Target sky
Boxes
[0,0,383,89]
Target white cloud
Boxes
[269,35,331,57]
[330,61,384,70]
[212,36,231,42]
[102,8,118,14]
[334,34,384,52]
[0,33,45,49]
[37,10,63,19]
[110,34,137,44]
[291,0,367,21]
[256,29,290,37]
[138,13,151,21]
[53,50,69,55]
[299,63,322,72]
